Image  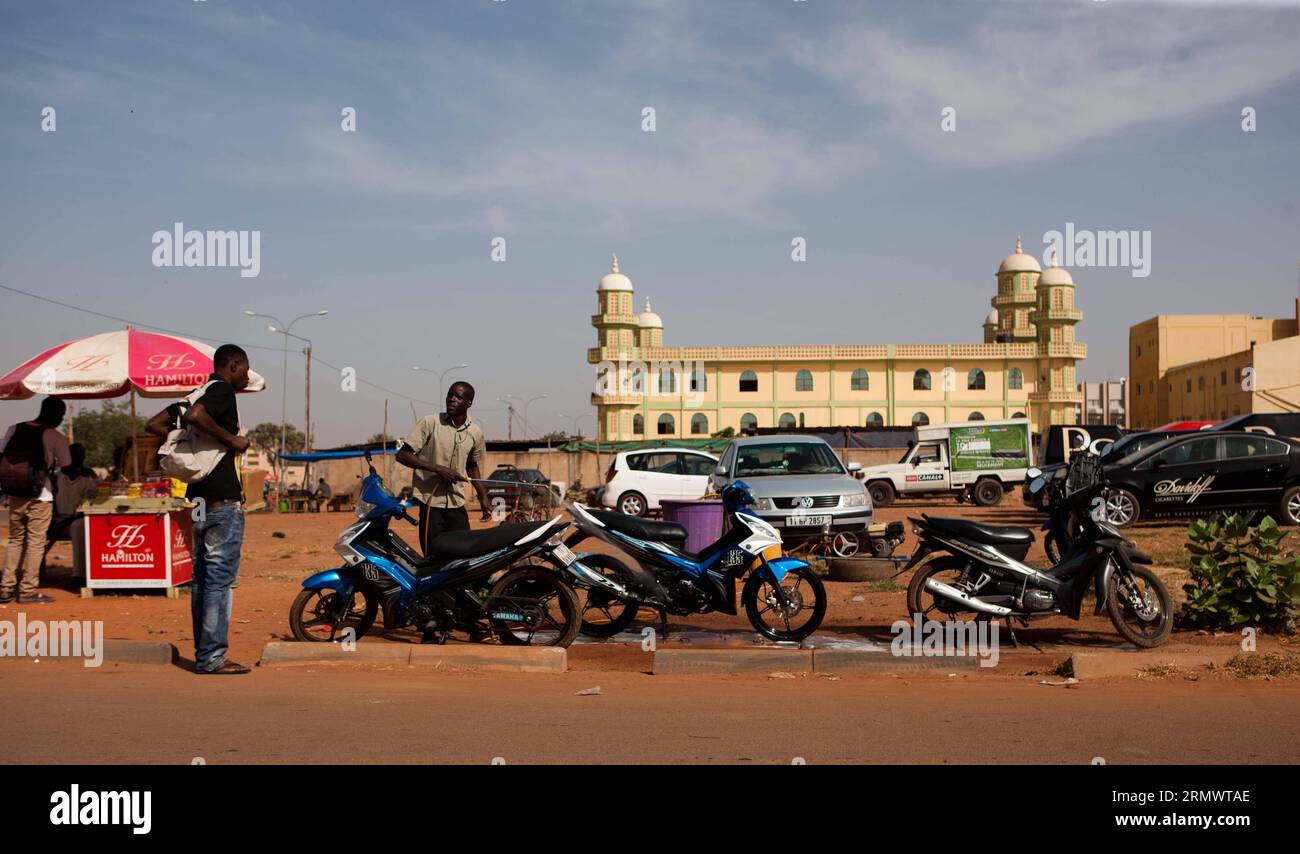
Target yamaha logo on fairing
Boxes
[1154,475,1215,504]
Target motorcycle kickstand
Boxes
[658,608,669,641]
[1003,617,1020,648]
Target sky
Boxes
[2,0,1298,445]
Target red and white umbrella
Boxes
[0,329,267,400]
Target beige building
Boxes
[1128,301,1300,428]
[587,241,1086,440]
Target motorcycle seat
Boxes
[430,520,552,561]
[922,515,1035,547]
[584,507,689,547]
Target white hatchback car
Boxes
[601,448,720,516]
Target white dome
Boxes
[984,308,999,326]
[598,254,633,291]
[998,237,1041,274]
[1039,255,1074,286]
[638,297,662,329]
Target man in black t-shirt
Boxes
[147,344,253,675]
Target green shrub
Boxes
[1178,513,1300,633]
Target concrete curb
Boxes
[259,642,567,673]
[815,648,978,673]
[1070,649,1238,680]
[409,645,566,673]
[102,640,177,665]
[652,648,812,675]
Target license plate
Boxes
[785,515,832,527]
[553,543,577,565]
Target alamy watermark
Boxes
[151,222,260,278]
[594,356,707,407]
[1042,223,1150,278]
[890,612,999,668]
[0,614,104,667]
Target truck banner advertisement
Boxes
[950,423,1031,473]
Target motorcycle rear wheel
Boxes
[576,553,642,638]
[1105,563,1172,648]
[488,567,581,647]
[905,556,980,619]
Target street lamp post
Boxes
[503,394,547,440]
[244,309,328,503]
[412,364,470,403]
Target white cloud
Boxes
[787,4,1300,165]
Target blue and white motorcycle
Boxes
[564,481,827,642]
[289,453,627,647]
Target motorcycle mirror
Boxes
[1026,467,1042,479]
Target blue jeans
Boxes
[190,503,244,671]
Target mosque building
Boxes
[588,240,1084,440]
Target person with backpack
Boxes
[0,396,72,604]
[145,344,253,675]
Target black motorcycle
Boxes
[1025,463,1079,564]
[901,455,1172,648]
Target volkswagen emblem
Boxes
[797,496,815,508]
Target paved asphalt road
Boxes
[3,664,1298,764]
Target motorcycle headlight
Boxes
[842,492,866,508]
[355,498,375,520]
[754,497,774,511]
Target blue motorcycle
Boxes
[289,453,621,647]
[565,481,827,642]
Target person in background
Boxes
[45,442,96,581]
[311,477,332,512]
[0,396,71,604]
[395,381,491,557]
[146,344,253,675]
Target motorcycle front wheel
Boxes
[488,567,581,647]
[1105,563,1172,648]
[743,565,826,642]
[289,586,378,642]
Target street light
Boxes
[559,413,592,439]
[244,308,328,502]
[412,363,470,399]
[503,394,547,440]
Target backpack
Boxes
[0,422,51,499]
[158,381,228,483]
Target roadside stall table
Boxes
[80,495,195,598]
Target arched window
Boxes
[795,370,814,392]
[657,414,675,435]
[850,369,869,391]
[659,367,676,394]
[779,412,797,429]
[629,365,645,394]
[632,414,644,435]
[1008,368,1023,390]
[967,369,986,390]
[865,412,884,427]
[969,411,985,421]
[739,370,758,392]
[690,366,707,392]
[740,413,758,432]
[690,413,708,435]
[1012,411,1025,419]
[913,369,931,391]
[911,412,930,426]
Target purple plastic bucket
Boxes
[659,499,724,553]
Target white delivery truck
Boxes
[858,418,1033,507]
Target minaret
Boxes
[637,296,664,348]
[1028,248,1085,427]
[589,254,639,440]
[992,237,1042,343]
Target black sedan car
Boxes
[1101,431,1300,527]
[1021,427,1199,510]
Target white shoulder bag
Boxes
[158,381,228,483]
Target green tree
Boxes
[248,422,306,457]
[71,400,135,469]
[711,426,736,439]
[540,430,570,442]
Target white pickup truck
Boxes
[859,418,1034,507]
